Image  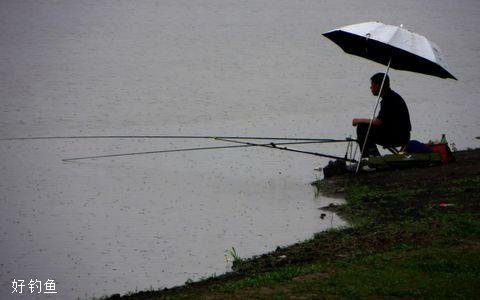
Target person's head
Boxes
[370,73,390,96]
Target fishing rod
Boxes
[215,138,358,163]
[62,140,339,162]
[0,135,353,142]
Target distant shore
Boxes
[106,148,480,299]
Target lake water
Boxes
[1,0,479,298]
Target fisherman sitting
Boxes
[352,73,411,157]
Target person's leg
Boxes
[356,123,381,157]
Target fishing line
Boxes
[62,140,331,162]
[1,135,352,142]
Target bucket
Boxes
[428,142,455,163]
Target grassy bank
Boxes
[107,149,480,299]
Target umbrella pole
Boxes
[355,57,392,173]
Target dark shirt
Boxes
[377,89,411,139]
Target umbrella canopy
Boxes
[323,21,456,80]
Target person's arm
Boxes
[352,118,383,126]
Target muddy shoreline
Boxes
[106,148,480,299]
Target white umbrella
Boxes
[323,21,456,79]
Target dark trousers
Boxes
[356,123,410,157]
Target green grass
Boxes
[211,243,480,299]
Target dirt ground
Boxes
[351,148,480,188]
